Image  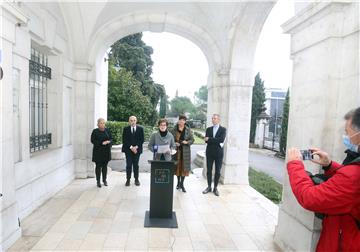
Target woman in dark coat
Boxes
[91,118,112,188]
[171,115,194,193]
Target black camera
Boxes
[306,171,328,219]
[300,149,314,160]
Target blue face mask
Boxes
[343,134,359,152]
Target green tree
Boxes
[279,88,290,155]
[194,85,208,104]
[159,94,168,118]
[108,33,166,124]
[191,85,208,123]
[107,66,154,124]
[250,73,266,143]
[168,96,195,116]
[109,33,153,83]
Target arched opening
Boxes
[86,13,220,128]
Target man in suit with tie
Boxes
[202,114,227,196]
[122,116,144,186]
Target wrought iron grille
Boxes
[29,48,52,153]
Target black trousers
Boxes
[95,162,108,182]
[125,152,140,180]
[206,151,223,188]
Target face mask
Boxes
[343,135,359,152]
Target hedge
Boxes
[106,121,154,145]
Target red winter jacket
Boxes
[287,160,360,252]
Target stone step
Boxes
[194,150,205,168]
[111,144,124,160]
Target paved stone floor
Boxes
[8,169,280,251]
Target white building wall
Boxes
[0,2,76,250]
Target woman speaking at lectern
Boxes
[148,118,176,161]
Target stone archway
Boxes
[88,12,222,73]
[61,2,276,185]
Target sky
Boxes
[142,0,295,100]
[142,32,208,101]
[253,0,295,90]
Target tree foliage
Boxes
[194,85,208,104]
[168,96,195,117]
[191,85,208,123]
[279,88,290,155]
[108,33,166,125]
[107,67,154,124]
[250,73,266,143]
[159,94,168,118]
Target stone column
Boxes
[221,68,253,185]
[255,112,270,148]
[0,3,28,250]
[73,64,97,178]
[274,2,360,251]
[206,67,253,185]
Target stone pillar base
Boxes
[221,163,249,185]
[274,208,320,251]
[0,202,21,251]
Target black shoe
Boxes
[125,180,130,186]
[97,182,101,188]
[135,180,140,186]
[103,181,108,186]
[176,183,180,190]
[202,187,211,194]
[213,188,219,196]
[181,185,186,193]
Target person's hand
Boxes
[310,147,331,166]
[287,148,302,162]
[102,140,109,145]
[182,140,188,145]
[204,137,209,142]
[175,142,180,147]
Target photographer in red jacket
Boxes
[287,108,360,252]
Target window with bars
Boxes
[29,48,52,153]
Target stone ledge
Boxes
[111,144,124,160]
[194,150,205,168]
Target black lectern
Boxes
[144,160,178,228]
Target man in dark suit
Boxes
[122,116,144,186]
[202,114,226,196]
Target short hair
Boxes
[158,118,168,126]
[212,113,220,119]
[350,107,360,131]
[178,115,187,121]
[97,118,105,124]
[344,109,355,120]
[129,116,137,121]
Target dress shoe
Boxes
[202,187,212,194]
[176,183,180,190]
[103,181,108,186]
[213,188,220,196]
[125,180,130,186]
[135,180,140,186]
[97,182,101,188]
[181,185,186,193]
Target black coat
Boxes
[121,125,144,154]
[205,125,226,155]
[91,128,112,163]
